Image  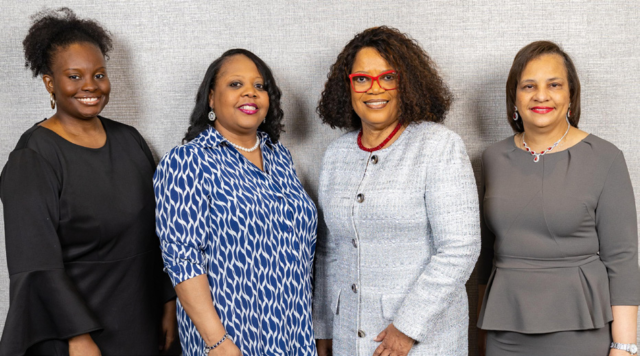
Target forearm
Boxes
[174,274,226,345]
[611,305,638,344]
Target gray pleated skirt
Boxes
[486,324,612,356]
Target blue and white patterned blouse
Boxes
[154,128,318,356]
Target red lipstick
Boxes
[531,106,554,114]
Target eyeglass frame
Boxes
[348,70,400,93]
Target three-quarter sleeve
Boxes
[477,157,496,285]
[393,132,481,342]
[153,146,208,287]
[0,149,102,355]
[596,151,640,305]
[312,208,338,339]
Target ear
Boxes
[42,74,54,94]
[208,89,215,110]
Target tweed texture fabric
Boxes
[313,122,481,355]
[154,128,317,356]
[1,1,640,352]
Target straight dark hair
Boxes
[506,41,581,132]
[183,49,284,143]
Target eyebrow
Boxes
[352,69,395,74]
[520,77,564,83]
[62,67,106,71]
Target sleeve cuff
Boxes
[164,260,206,287]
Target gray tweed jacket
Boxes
[313,122,480,355]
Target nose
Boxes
[368,78,384,93]
[533,87,549,102]
[242,85,258,98]
[81,77,97,91]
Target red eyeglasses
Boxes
[348,70,399,93]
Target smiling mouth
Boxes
[531,107,554,114]
[76,97,101,105]
[238,104,258,115]
[364,100,389,109]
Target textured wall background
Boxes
[1,0,639,352]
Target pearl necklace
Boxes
[522,118,571,162]
[228,136,260,152]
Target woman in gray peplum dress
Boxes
[477,41,640,356]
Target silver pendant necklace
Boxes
[522,117,571,162]
[228,135,260,152]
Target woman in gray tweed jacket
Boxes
[313,26,481,356]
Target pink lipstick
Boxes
[238,103,258,115]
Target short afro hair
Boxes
[317,26,453,130]
[23,7,113,77]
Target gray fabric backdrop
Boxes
[1,0,638,352]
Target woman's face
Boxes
[43,42,110,121]
[515,54,571,130]
[350,47,399,130]
[209,55,269,136]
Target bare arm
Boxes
[174,275,236,353]
[609,305,638,356]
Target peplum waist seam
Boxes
[478,257,613,333]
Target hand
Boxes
[373,324,415,356]
[69,334,101,356]
[477,328,486,356]
[210,338,242,356]
[316,339,333,356]
[159,299,179,352]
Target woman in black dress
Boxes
[0,8,178,355]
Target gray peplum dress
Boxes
[477,134,640,355]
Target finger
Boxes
[164,333,173,352]
[373,343,386,356]
[380,349,392,356]
[374,330,387,342]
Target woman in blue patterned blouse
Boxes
[154,49,318,356]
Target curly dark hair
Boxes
[506,41,581,132]
[317,26,453,130]
[23,7,112,77]
[183,49,284,143]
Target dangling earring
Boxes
[263,118,266,124]
[513,105,519,121]
[208,110,216,122]
[566,104,572,120]
[50,92,56,110]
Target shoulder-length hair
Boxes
[183,48,284,143]
[506,41,581,132]
[317,26,453,130]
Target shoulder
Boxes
[325,130,358,153]
[581,134,622,159]
[101,117,145,142]
[482,136,514,161]
[406,121,465,149]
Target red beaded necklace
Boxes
[357,121,403,152]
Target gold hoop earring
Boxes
[50,92,56,110]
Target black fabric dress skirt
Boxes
[0,117,175,355]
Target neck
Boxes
[522,119,571,152]
[360,120,403,149]
[214,122,258,148]
[50,114,103,137]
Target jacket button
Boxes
[358,330,366,338]
[351,284,358,293]
[356,193,364,203]
[371,155,378,164]
[351,238,357,248]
